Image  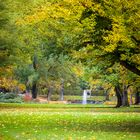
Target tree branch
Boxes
[120,60,140,76]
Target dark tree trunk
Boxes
[115,85,122,107]
[122,85,129,107]
[120,60,140,76]
[60,79,64,101]
[134,92,140,105]
[32,83,37,99]
[31,55,38,99]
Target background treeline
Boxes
[0,0,140,107]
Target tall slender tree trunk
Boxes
[134,91,140,105]
[47,86,52,101]
[60,79,64,101]
[32,55,38,99]
[115,85,122,107]
[47,82,53,101]
[122,85,129,107]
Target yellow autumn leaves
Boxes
[0,77,26,92]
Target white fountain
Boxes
[82,90,87,104]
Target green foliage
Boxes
[0,97,23,103]
[79,0,140,75]
[50,94,59,101]
[79,79,90,90]
[14,65,34,84]
[0,0,20,67]
[0,92,23,103]
[0,0,11,66]
[38,54,78,91]
[2,92,16,99]
[1,0,140,100]
[0,92,4,98]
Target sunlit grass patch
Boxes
[0,103,140,113]
[0,104,140,140]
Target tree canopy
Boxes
[0,0,140,106]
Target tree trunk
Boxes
[115,85,122,107]
[31,55,38,99]
[60,79,64,101]
[120,60,140,76]
[130,94,133,105]
[122,85,129,107]
[32,83,37,99]
[47,85,53,101]
[134,92,140,105]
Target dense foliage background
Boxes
[0,0,140,107]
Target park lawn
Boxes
[0,103,140,140]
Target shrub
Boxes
[0,92,4,98]
[3,92,17,99]
[0,96,23,103]
[51,95,59,101]
[0,92,17,99]
[0,92,24,103]
[23,94,32,102]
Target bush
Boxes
[0,92,23,103]
[51,95,59,101]
[0,92,4,98]
[23,94,32,102]
[4,93,17,99]
[0,92,17,99]
[0,96,23,103]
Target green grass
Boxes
[45,95,117,101]
[64,95,110,101]
[0,103,140,140]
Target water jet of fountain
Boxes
[82,90,87,104]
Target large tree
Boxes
[0,0,17,67]
[77,0,140,76]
